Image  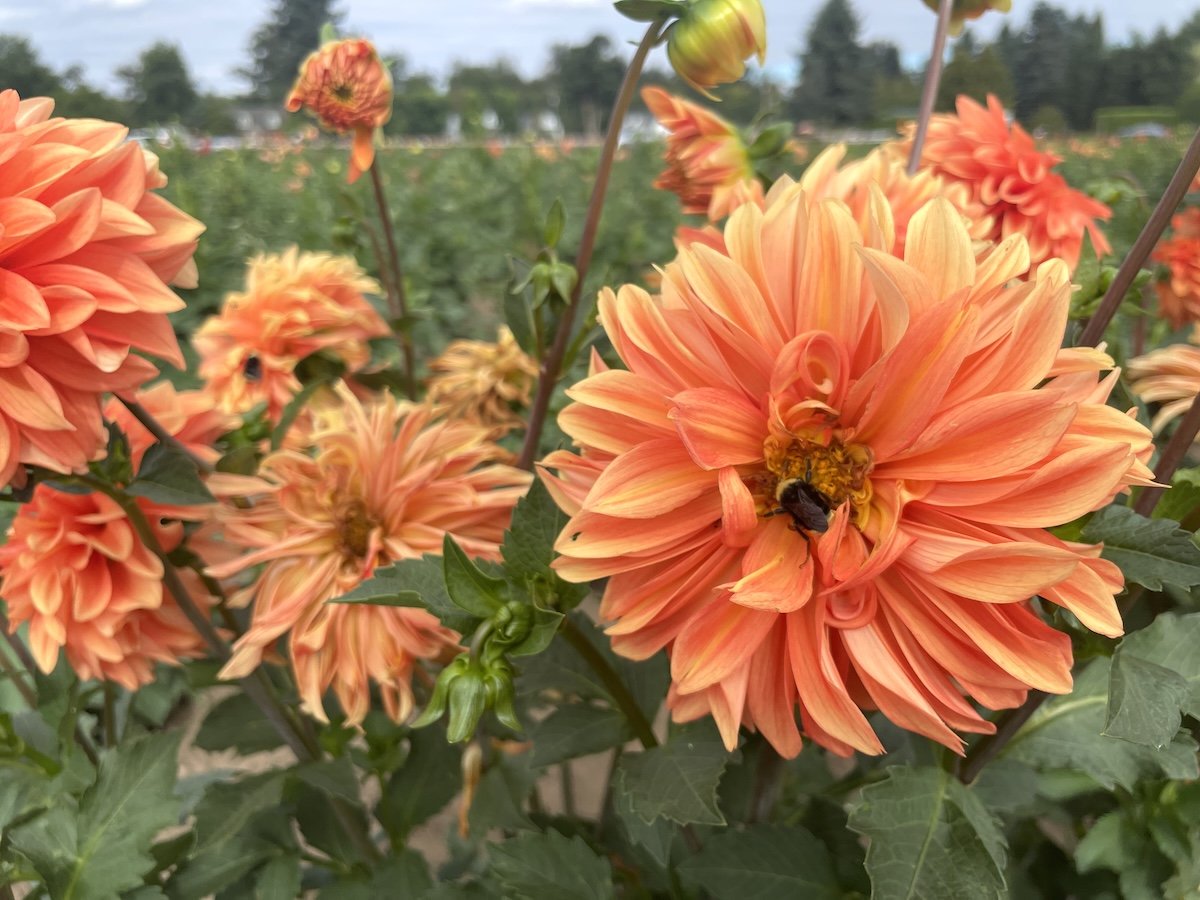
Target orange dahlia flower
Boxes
[0,90,202,486]
[286,38,393,184]
[0,486,214,689]
[1152,208,1200,328]
[643,87,761,221]
[906,94,1110,270]
[208,387,531,724]
[194,248,389,423]
[106,381,237,470]
[1127,336,1200,436]
[920,0,1012,35]
[426,326,539,434]
[667,0,767,97]
[542,189,1153,758]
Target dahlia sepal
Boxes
[614,0,689,23]
[443,534,508,618]
[746,123,791,161]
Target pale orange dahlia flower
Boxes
[0,486,215,689]
[194,248,389,423]
[0,90,202,486]
[207,387,531,724]
[542,187,1153,758]
[1152,208,1200,329]
[106,380,237,470]
[643,87,762,221]
[426,326,539,434]
[1127,336,1200,436]
[906,94,1110,270]
[286,38,393,184]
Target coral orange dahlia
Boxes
[1152,207,1200,329]
[0,90,202,486]
[542,188,1153,757]
[906,94,1110,270]
[1126,335,1200,436]
[426,326,539,434]
[208,387,531,725]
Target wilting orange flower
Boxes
[667,0,767,97]
[906,94,1110,270]
[106,381,237,470]
[643,87,761,221]
[1127,335,1200,435]
[426,326,539,433]
[0,486,215,689]
[1152,208,1200,328]
[0,90,202,486]
[920,0,1011,35]
[286,38,392,184]
[195,248,389,423]
[542,188,1153,757]
[208,387,531,724]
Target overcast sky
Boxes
[2,0,1194,94]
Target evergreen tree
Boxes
[547,36,626,137]
[937,43,1015,110]
[117,43,198,127]
[0,35,62,98]
[791,0,870,125]
[244,0,342,102]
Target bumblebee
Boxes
[773,476,831,534]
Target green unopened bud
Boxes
[484,660,521,734]
[446,666,490,743]
[667,0,766,98]
[411,655,470,730]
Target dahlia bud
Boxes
[667,0,767,97]
[920,0,1012,35]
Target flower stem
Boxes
[517,19,667,470]
[368,160,417,399]
[1078,125,1200,348]
[115,396,213,475]
[0,625,37,708]
[560,617,658,750]
[957,691,1047,784]
[907,0,954,176]
[102,682,117,747]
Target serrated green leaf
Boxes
[613,786,674,868]
[11,732,182,900]
[1075,810,1127,874]
[469,751,537,834]
[377,727,461,841]
[443,534,507,617]
[1115,612,1200,720]
[847,766,1006,900]
[489,829,614,900]
[528,704,632,767]
[1081,506,1200,590]
[329,556,480,634]
[967,759,1039,815]
[126,443,214,506]
[501,480,588,609]
[192,771,285,851]
[1002,657,1200,788]
[1105,653,1189,748]
[194,693,286,756]
[615,720,729,826]
[292,756,360,804]
[1153,468,1200,522]
[317,850,432,899]
[677,824,839,900]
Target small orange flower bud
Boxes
[286,38,393,183]
[667,0,767,97]
[920,0,1012,36]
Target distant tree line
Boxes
[1,0,1197,135]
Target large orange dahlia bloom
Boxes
[1152,208,1200,329]
[643,87,761,221]
[0,90,202,485]
[208,387,531,724]
[194,247,389,423]
[0,486,214,689]
[542,187,1153,757]
[906,94,1110,270]
[286,38,393,184]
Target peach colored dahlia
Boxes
[643,87,762,221]
[0,90,202,486]
[0,486,214,689]
[286,38,393,184]
[542,188,1153,758]
[426,326,539,434]
[194,247,389,423]
[906,94,1110,270]
[208,387,531,725]
[1152,208,1200,329]
[1127,336,1200,436]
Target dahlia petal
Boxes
[746,624,803,758]
[672,598,776,693]
[0,365,71,430]
[908,539,1079,604]
[727,516,814,612]
[718,466,758,547]
[584,439,715,518]
[0,267,51,330]
[903,198,976,299]
[670,386,765,469]
[556,491,721,561]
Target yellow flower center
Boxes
[337,499,376,559]
[759,434,873,530]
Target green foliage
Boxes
[615,720,730,827]
[1106,613,1200,748]
[117,42,198,127]
[126,443,215,506]
[488,829,615,900]
[194,693,286,755]
[244,0,341,102]
[527,704,632,767]
[677,825,840,899]
[848,766,1007,900]
[1080,505,1200,591]
[791,0,873,125]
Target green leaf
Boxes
[1080,506,1200,591]
[194,693,286,756]
[191,771,285,851]
[469,751,537,834]
[11,732,182,900]
[501,480,588,609]
[543,199,565,248]
[443,534,507,617]
[747,123,792,160]
[1152,468,1200,522]
[1001,657,1200,789]
[215,445,260,476]
[967,759,1039,815]
[329,556,480,634]
[269,377,327,451]
[1113,612,1200,720]
[847,766,1006,900]
[613,0,687,22]
[613,786,674,868]
[377,727,461,841]
[489,829,615,900]
[506,606,564,658]
[528,704,632,767]
[1105,654,1189,748]
[292,756,360,804]
[317,851,433,899]
[126,443,214,506]
[615,720,729,826]
[254,855,301,900]
[677,824,840,900]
